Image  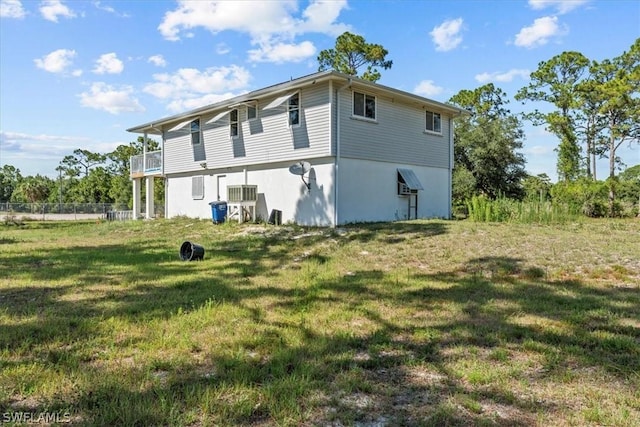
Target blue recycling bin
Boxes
[209,201,227,224]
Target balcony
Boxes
[130,150,162,178]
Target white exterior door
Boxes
[216,175,227,201]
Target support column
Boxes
[132,178,141,219]
[145,176,155,219]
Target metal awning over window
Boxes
[167,118,193,132]
[263,92,296,110]
[397,168,424,191]
[205,109,232,124]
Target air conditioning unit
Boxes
[227,185,257,202]
[398,182,411,195]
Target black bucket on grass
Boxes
[180,241,205,261]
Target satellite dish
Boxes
[288,161,311,176]
[288,161,312,190]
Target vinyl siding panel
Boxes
[163,133,197,175]
[162,83,332,175]
[338,88,451,168]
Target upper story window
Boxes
[288,93,300,127]
[191,119,201,145]
[230,109,239,138]
[353,91,376,120]
[426,111,441,133]
[247,102,257,121]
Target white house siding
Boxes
[165,157,336,226]
[338,87,451,168]
[162,82,332,176]
[337,158,450,224]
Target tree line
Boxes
[1,34,638,218]
[0,137,164,210]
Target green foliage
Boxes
[466,195,582,223]
[317,32,392,82]
[516,51,589,181]
[11,175,53,203]
[0,164,22,203]
[1,136,163,208]
[450,84,527,202]
[522,173,552,202]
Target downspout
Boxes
[448,116,454,219]
[334,77,352,227]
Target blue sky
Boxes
[1,0,638,181]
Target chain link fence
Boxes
[0,203,164,221]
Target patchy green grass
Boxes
[0,218,639,426]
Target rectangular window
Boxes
[288,93,300,127]
[353,91,376,120]
[192,175,204,200]
[247,103,257,121]
[230,109,239,138]
[426,111,441,133]
[191,119,201,145]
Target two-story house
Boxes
[127,70,467,226]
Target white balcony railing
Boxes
[130,150,162,176]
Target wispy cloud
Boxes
[93,53,124,74]
[79,82,144,114]
[39,0,76,23]
[148,54,167,67]
[514,16,567,48]
[93,0,130,18]
[143,65,251,112]
[1,0,26,19]
[157,0,349,64]
[34,48,80,74]
[475,69,530,83]
[528,0,589,14]
[430,18,464,52]
[413,80,444,98]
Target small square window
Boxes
[353,91,375,120]
[426,111,441,133]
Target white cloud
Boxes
[39,0,76,22]
[93,1,130,17]
[157,0,349,63]
[216,42,231,55]
[248,40,316,63]
[148,54,167,67]
[34,48,77,74]
[143,65,250,99]
[528,0,589,14]
[79,82,144,114]
[430,18,464,52]
[524,144,554,155]
[167,93,242,113]
[1,0,26,18]
[93,52,124,74]
[413,80,444,98]
[475,69,530,83]
[514,16,567,48]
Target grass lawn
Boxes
[0,218,638,426]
